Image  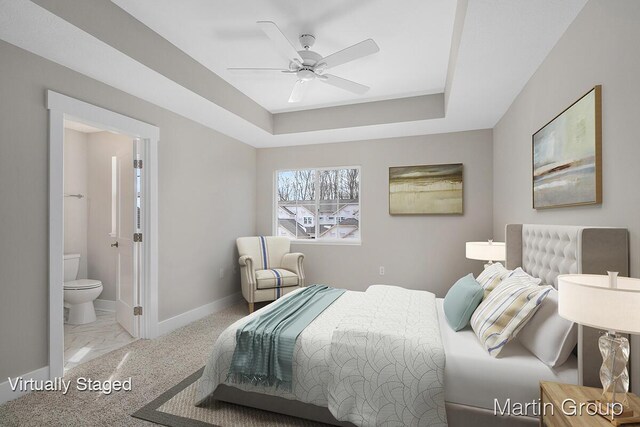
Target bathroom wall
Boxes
[63,128,89,280]
[86,131,135,302]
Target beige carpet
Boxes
[0,302,318,427]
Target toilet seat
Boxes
[64,279,102,290]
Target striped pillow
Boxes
[470,275,552,357]
[476,262,510,298]
[509,267,543,285]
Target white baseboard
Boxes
[94,299,116,312]
[157,292,242,336]
[0,365,50,404]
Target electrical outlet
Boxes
[379,266,385,276]
[219,268,225,279]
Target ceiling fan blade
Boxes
[319,39,379,69]
[288,80,309,103]
[227,67,293,74]
[257,21,303,62]
[320,74,369,95]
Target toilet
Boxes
[63,253,103,325]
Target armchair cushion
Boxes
[255,269,299,290]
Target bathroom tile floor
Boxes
[64,310,137,372]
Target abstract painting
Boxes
[389,163,463,215]
[533,86,602,209]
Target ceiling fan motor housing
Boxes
[293,49,324,80]
[298,49,322,66]
[299,34,316,49]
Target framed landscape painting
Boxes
[532,85,602,209]
[389,163,463,215]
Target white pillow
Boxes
[471,274,552,357]
[517,288,577,367]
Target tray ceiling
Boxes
[111,0,457,113]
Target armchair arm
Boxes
[281,253,305,286]
[238,255,253,267]
[238,255,257,298]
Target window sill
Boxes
[289,239,362,246]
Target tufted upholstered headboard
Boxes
[505,224,629,387]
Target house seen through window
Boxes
[276,167,360,242]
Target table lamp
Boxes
[558,273,640,422]
[465,240,506,266]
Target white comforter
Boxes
[195,285,447,427]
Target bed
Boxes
[195,224,628,426]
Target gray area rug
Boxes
[132,368,328,427]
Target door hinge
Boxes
[133,233,143,242]
[134,306,143,316]
[134,159,143,169]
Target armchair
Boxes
[236,236,305,313]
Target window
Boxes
[110,156,117,236]
[276,167,360,242]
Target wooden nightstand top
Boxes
[540,381,640,426]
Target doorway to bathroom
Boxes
[48,91,159,379]
[62,120,140,371]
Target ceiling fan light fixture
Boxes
[314,62,327,74]
[288,60,300,71]
[297,67,316,81]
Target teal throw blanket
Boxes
[227,285,345,391]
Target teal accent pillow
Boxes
[444,273,484,331]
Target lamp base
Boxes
[599,332,630,407]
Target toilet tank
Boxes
[63,253,81,281]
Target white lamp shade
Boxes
[558,274,640,334]
[465,241,505,262]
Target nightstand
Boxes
[540,381,640,426]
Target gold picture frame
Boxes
[532,85,602,209]
[389,163,463,215]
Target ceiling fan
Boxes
[228,21,380,103]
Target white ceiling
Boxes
[111,0,457,113]
[0,0,588,147]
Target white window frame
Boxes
[273,166,362,245]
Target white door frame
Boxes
[47,90,159,379]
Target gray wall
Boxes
[256,130,494,296]
[492,0,640,391]
[86,131,135,301]
[63,129,89,280]
[493,0,640,275]
[0,40,256,379]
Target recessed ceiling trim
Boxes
[444,0,468,112]
[273,93,445,134]
[32,0,273,133]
